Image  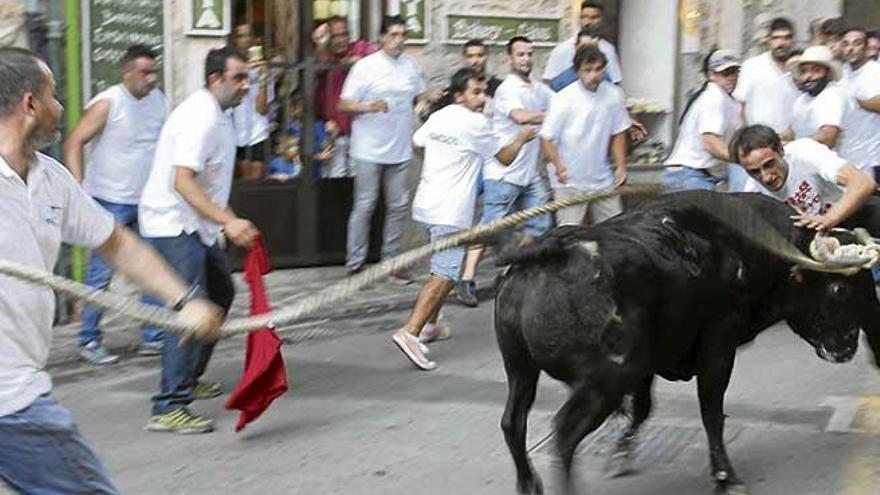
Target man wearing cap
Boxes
[733,18,799,134]
[662,50,743,191]
[783,45,848,150]
[839,28,880,176]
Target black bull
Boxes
[494,191,880,495]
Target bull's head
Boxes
[785,229,879,363]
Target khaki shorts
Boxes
[553,187,623,226]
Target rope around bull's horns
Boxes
[0,184,866,337]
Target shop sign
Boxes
[444,13,559,47]
[82,0,165,99]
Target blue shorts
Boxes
[424,224,465,282]
[480,179,552,238]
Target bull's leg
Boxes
[604,375,655,477]
[554,384,619,495]
[501,362,542,495]
[858,307,880,368]
[696,348,748,495]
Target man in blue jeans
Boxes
[456,36,554,307]
[63,44,169,364]
[0,47,222,494]
[139,46,259,433]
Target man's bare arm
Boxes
[96,225,222,339]
[857,95,880,113]
[700,133,731,162]
[797,165,875,231]
[813,125,840,148]
[495,126,536,165]
[509,109,544,125]
[62,100,111,182]
[173,167,259,247]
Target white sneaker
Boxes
[419,322,451,343]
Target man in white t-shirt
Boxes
[0,47,221,494]
[456,36,554,307]
[663,50,743,191]
[840,28,880,174]
[733,17,798,133]
[392,68,535,370]
[339,15,439,280]
[731,125,874,231]
[784,45,848,150]
[542,1,622,85]
[139,46,260,434]
[541,44,631,225]
[63,44,169,365]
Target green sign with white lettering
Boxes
[445,14,559,46]
[85,0,164,99]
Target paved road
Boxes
[37,301,880,495]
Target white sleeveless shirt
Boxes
[83,85,168,204]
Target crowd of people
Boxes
[0,2,879,492]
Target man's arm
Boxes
[856,95,880,113]
[338,98,388,115]
[509,109,544,125]
[495,126,536,165]
[779,126,795,143]
[540,137,568,183]
[255,69,270,115]
[173,167,259,247]
[96,225,222,339]
[610,131,628,187]
[700,133,732,162]
[813,125,840,148]
[62,100,111,182]
[795,165,875,231]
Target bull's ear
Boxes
[789,266,804,283]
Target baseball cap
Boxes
[708,49,742,72]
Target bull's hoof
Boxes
[602,450,635,478]
[516,475,543,495]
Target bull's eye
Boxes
[828,282,846,297]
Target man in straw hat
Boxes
[783,45,848,150]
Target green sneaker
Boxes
[193,381,222,400]
[145,408,214,434]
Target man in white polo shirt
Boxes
[339,15,439,280]
[663,50,743,191]
[541,44,630,226]
[456,36,554,308]
[784,45,848,150]
[542,1,622,85]
[139,46,259,434]
[733,17,798,134]
[0,47,221,494]
[840,27,880,175]
[731,125,874,231]
[63,44,169,365]
[392,68,535,370]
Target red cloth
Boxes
[225,238,288,432]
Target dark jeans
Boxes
[141,233,235,415]
[80,198,163,346]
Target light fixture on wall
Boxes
[679,0,702,53]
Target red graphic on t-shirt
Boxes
[784,180,827,215]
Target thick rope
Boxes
[0,185,658,336]
[0,184,870,336]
